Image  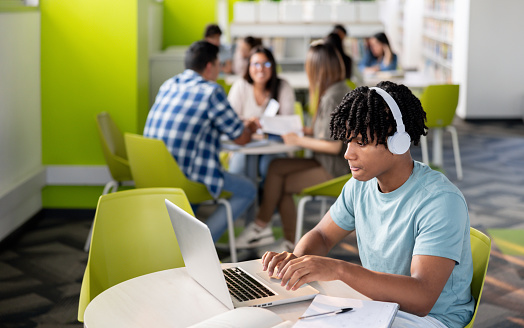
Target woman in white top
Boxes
[227,46,296,181]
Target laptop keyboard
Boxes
[223,267,275,302]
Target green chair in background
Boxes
[95,112,133,194]
[217,78,232,95]
[84,112,134,252]
[465,227,491,328]
[294,173,352,245]
[78,188,191,322]
[124,133,238,262]
[345,79,357,90]
[418,84,463,180]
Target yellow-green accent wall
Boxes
[163,0,217,47]
[40,0,149,208]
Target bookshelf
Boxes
[230,1,383,72]
[422,0,454,82]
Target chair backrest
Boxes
[345,79,356,90]
[124,133,220,204]
[419,84,459,128]
[465,227,491,328]
[77,187,192,322]
[96,112,132,181]
[301,173,352,197]
[216,78,231,95]
[294,101,305,125]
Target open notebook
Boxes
[294,295,399,328]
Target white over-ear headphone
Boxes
[370,87,411,155]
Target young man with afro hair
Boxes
[261,81,474,328]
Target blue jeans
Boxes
[205,171,256,242]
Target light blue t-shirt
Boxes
[330,161,474,328]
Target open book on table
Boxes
[189,307,292,328]
[293,294,399,328]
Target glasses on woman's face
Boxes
[250,61,272,69]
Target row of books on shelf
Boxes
[424,18,454,43]
[423,37,453,62]
[424,0,454,17]
[423,60,453,83]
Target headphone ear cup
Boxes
[387,132,411,155]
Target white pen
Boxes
[298,307,353,320]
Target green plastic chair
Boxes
[78,187,191,323]
[124,133,238,262]
[345,79,357,90]
[96,112,133,194]
[294,173,352,245]
[465,227,491,328]
[85,112,134,252]
[217,78,232,95]
[418,84,463,180]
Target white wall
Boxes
[455,0,524,119]
[0,11,45,241]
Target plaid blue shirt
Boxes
[144,69,244,198]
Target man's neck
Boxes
[377,156,414,193]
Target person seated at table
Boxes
[359,32,397,73]
[324,32,352,80]
[232,36,263,75]
[227,46,296,183]
[234,41,351,252]
[144,40,259,242]
[261,81,475,328]
[332,24,347,41]
[203,23,233,74]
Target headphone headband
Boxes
[369,86,410,155]
[369,87,405,134]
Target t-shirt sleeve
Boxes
[413,192,469,263]
[329,178,356,231]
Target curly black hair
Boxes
[330,81,427,149]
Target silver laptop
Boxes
[165,199,319,310]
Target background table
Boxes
[225,141,301,222]
[83,260,369,327]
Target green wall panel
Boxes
[163,0,216,47]
[40,0,150,207]
[41,0,141,165]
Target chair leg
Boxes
[295,196,313,245]
[83,221,94,252]
[432,128,444,167]
[447,126,463,180]
[320,198,327,217]
[102,180,119,195]
[217,199,237,263]
[420,134,429,165]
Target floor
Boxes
[0,118,523,327]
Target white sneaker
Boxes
[235,222,275,248]
[256,239,295,257]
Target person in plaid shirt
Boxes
[144,41,258,242]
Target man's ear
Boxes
[201,61,213,79]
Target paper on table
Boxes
[261,115,303,136]
[293,294,399,328]
[221,139,271,151]
[264,98,280,117]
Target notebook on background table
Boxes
[164,199,319,309]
